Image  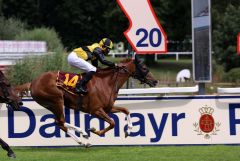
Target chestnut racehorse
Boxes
[30,57,157,147]
[0,70,23,158]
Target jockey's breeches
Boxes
[67,51,97,72]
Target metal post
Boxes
[192,0,212,95]
[199,83,205,95]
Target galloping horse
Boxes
[0,71,23,158]
[30,56,157,146]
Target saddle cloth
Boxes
[56,71,83,95]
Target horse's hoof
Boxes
[83,134,89,139]
[125,131,129,138]
[89,127,96,132]
[7,151,16,159]
[85,143,92,148]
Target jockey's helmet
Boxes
[99,38,113,55]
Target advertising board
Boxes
[1,95,240,146]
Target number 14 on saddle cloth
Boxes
[56,71,83,95]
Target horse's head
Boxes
[0,71,23,110]
[132,56,158,87]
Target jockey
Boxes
[67,38,115,94]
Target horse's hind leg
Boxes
[0,138,16,158]
[53,107,91,147]
[54,111,84,144]
[64,122,89,139]
[111,106,133,137]
[90,108,115,136]
[64,122,91,147]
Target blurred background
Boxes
[0,0,240,94]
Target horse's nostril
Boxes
[19,101,23,106]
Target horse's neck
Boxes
[95,63,133,90]
[109,70,130,89]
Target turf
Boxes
[1,145,240,161]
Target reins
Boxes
[107,66,131,108]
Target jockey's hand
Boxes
[113,64,120,70]
[114,63,120,69]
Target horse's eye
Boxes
[142,67,148,72]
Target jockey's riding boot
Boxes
[76,71,95,94]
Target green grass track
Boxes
[1,145,240,161]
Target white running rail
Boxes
[119,85,199,95]
[217,87,240,94]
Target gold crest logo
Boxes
[193,105,221,139]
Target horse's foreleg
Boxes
[111,106,133,137]
[90,108,115,136]
[111,106,133,128]
[0,138,16,158]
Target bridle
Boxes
[113,60,150,80]
[132,61,150,84]
[113,66,131,75]
[107,61,150,106]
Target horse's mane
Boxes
[95,67,114,77]
[95,58,132,76]
[119,58,132,63]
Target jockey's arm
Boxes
[91,59,98,68]
[93,48,115,67]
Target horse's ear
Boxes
[134,54,141,64]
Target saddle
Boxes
[56,71,83,95]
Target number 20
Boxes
[136,28,162,47]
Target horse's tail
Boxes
[13,82,31,97]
